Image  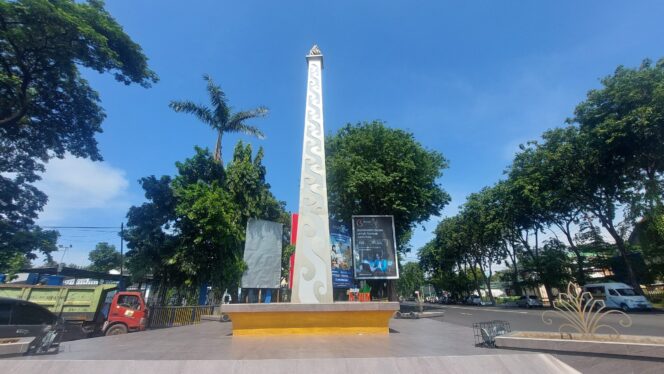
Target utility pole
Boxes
[57,244,72,273]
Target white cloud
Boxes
[35,155,129,223]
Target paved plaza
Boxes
[2,315,663,373]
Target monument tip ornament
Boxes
[308,44,322,56]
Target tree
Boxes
[519,239,574,299]
[0,0,157,272]
[281,244,295,286]
[88,242,121,273]
[326,121,451,253]
[124,175,180,286]
[459,187,508,304]
[0,252,31,280]
[169,75,268,165]
[634,208,664,279]
[508,131,587,285]
[397,262,425,298]
[0,227,57,274]
[570,58,664,288]
[172,171,244,288]
[571,59,664,210]
[421,215,490,300]
[539,127,640,291]
[124,143,287,297]
[224,142,289,229]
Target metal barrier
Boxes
[147,305,215,329]
[644,289,664,305]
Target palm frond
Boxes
[169,100,216,126]
[230,123,266,139]
[227,107,269,128]
[202,74,228,115]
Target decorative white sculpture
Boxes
[291,45,333,304]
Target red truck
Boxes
[0,284,148,338]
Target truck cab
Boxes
[101,291,148,336]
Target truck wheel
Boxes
[105,324,128,336]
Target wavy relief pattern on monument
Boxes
[295,59,331,303]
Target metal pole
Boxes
[120,223,124,277]
[57,245,71,274]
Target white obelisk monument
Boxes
[291,45,334,304]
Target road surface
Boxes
[402,302,664,337]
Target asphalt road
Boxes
[402,302,664,337]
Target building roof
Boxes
[18,266,130,282]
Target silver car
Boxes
[516,295,543,308]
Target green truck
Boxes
[0,284,148,338]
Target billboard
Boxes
[352,215,399,279]
[330,222,354,288]
[241,219,283,289]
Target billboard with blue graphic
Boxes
[330,221,354,288]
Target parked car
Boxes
[466,295,482,305]
[0,297,62,355]
[583,283,653,312]
[516,295,543,308]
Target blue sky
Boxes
[36,1,664,266]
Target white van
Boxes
[583,282,652,312]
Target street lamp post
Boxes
[57,244,72,273]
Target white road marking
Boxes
[460,312,473,316]
[447,306,529,314]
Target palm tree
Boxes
[169,74,268,165]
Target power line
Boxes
[41,226,119,229]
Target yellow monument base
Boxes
[221,302,399,336]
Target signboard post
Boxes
[351,216,399,280]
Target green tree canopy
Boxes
[326,121,451,252]
[397,262,425,298]
[87,242,121,273]
[123,175,179,284]
[571,58,664,210]
[0,0,157,273]
[519,239,574,293]
[125,143,288,295]
[422,58,664,297]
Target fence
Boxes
[644,289,664,305]
[147,305,215,329]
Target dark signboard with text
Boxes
[352,215,399,279]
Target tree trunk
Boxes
[467,260,482,297]
[214,131,223,165]
[484,271,495,305]
[543,283,555,308]
[571,248,586,286]
[561,222,586,285]
[387,279,398,302]
[599,213,643,294]
[645,168,663,209]
[505,241,521,295]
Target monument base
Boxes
[221,302,399,336]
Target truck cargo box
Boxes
[0,284,117,323]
